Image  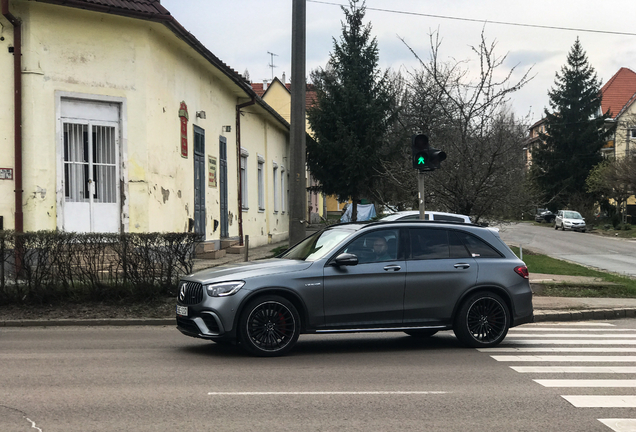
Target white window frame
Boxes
[257,155,265,211]
[240,148,249,211]
[273,162,279,213]
[630,128,636,139]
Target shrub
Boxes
[0,231,198,305]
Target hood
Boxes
[183,258,314,283]
[563,217,585,222]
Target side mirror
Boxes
[332,253,358,266]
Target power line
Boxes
[307,0,636,37]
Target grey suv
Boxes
[176,221,533,356]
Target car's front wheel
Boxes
[239,295,300,357]
[453,292,510,348]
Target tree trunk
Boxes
[352,198,358,222]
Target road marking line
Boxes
[492,355,636,362]
[521,323,615,326]
[510,328,631,332]
[479,348,636,353]
[207,391,448,396]
[501,339,636,345]
[535,379,636,387]
[511,366,636,373]
[507,334,636,338]
[598,419,636,432]
[563,396,636,408]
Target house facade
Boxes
[1,0,291,249]
[600,67,636,160]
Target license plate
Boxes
[176,305,188,316]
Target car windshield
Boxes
[564,211,583,219]
[279,228,353,261]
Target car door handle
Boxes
[454,263,471,269]
[383,265,401,272]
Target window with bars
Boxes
[63,123,117,203]
[257,157,265,211]
[273,164,279,213]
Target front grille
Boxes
[179,281,203,305]
[177,317,201,335]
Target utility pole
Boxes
[418,172,425,220]
[289,0,307,246]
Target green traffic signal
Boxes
[418,155,426,165]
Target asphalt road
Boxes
[3,323,636,431]
[497,222,636,277]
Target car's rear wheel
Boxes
[239,295,300,357]
[453,292,510,348]
[404,329,438,338]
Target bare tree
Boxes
[375,30,534,221]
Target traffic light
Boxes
[428,148,447,170]
[411,134,446,171]
[411,134,429,170]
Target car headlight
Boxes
[206,281,245,297]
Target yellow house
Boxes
[1,0,290,249]
[253,77,332,223]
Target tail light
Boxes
[514,265,529,279]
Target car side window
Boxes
[341,229,399,264]
[436,215,464,223]
[409,228,449,260]
[454,231,502,258]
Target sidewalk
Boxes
[2,241,636,327]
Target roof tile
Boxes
[601,67,636,119]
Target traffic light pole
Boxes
[418,172,425,220]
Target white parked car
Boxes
[555,210,586,232]
[379,211,471,223]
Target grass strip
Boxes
[509,246,636,298]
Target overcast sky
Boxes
[161,0,636,125]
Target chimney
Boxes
[282,72,286,84]
[263,79,268,91]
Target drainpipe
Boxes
[1,0,23,234]
[236,98,255,247]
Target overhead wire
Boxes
[307,0,636,37]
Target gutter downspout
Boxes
[236,98,255,247]
[1,0,22,234]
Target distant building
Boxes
[600,67,636,159]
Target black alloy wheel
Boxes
[239,295,300,357]
[453,292,510,348]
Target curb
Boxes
[533,308,636,323]
[3,309,636,327]
[0,318,176,327]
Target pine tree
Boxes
[306,0,394,221]
[531,38,611,209]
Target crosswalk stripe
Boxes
[508,334,636,338]
[535,380,636,387]
[563,395,636,408]
[498,324,636,431]
[510,328,632,332]
[492,355,636,362]
[479,348,636,353]
[501,339,636,345]
[598,419,636,432]
[512,366,636,373]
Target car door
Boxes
[403,228,478,325]
[323,228,406,328]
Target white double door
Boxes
[62,119,119,233]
